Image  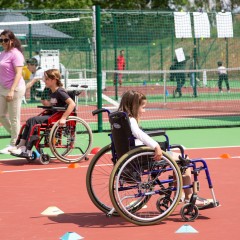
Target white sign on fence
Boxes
[193,12,210,38]
[174,12,192,38]
[216,12,233,38]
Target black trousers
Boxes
[175,73,186,94]
[22,115,51,150]
[218,74,229,91]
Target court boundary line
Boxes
[0,145,239,162]
[2,155,240,174]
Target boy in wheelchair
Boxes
[10,69,76,158]
[118,90,215,209]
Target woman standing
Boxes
[0,30,26,154]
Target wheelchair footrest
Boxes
[198,199,220,210]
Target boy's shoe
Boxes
[0,145,16,154]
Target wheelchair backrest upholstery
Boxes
[109,111,135,159]
[67,90,81,103]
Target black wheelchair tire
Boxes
[86,144,118,216]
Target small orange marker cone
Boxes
[0,170,4,174]
[220,153,231,159]
[68,163,80,168]
[91,147,101,154]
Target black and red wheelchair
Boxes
[86,108,219,225]
[13,90,92,165]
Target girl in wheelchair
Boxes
[118,90,214,209]
[10,69,76,158]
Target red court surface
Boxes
[0,146,239,240]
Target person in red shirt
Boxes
[114,50,125,86]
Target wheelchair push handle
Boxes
[69,84,88,89]
[92,108,111,116]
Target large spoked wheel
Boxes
[109,147,183,226]
[49,116,92,163]
[86,144,118,216]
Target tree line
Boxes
[1,0,239,12]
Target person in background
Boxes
[10,69,76,158]
[217,61,230,93]
[172,57,187,98]
[26,57,50,105]
[189,56,198,98]
[0,29,26,154]
[114,49,125,86]
[26,57,42,102]
[118,90,216,209]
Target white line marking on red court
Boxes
[2,156,240,174]
[1,164,90,173]
[1,146,239,173]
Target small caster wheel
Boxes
[180,203,199,221]
[26,151,38,163]
[39,154,50,165]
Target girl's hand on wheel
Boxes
[59,118,66,126]
[153,145,162,161]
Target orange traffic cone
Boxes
[68,163,80,168]
[220,153,231,159]
[90,147,101,154]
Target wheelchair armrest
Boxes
[52,106,67,111]
[145,130,166,137]
[37,106,52,109]
[38,105,69,111]
[170,144,185,158]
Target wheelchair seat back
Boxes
[67,90,81,103]
[109,111,135,159]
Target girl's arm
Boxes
[58,97,76,126]
[130,118,162,160]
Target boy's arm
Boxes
[26,77,42,89]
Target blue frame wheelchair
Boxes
[13,90,93,165]
[86,108,219,225]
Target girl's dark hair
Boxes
[44,69,63,87]
[118,90,147,120]
[0,29,23,52]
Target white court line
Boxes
[186,145,240,150]
[1,156,240,174]
[1,146,239,173]
[1,164,89,173]
[1,145,239,162]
